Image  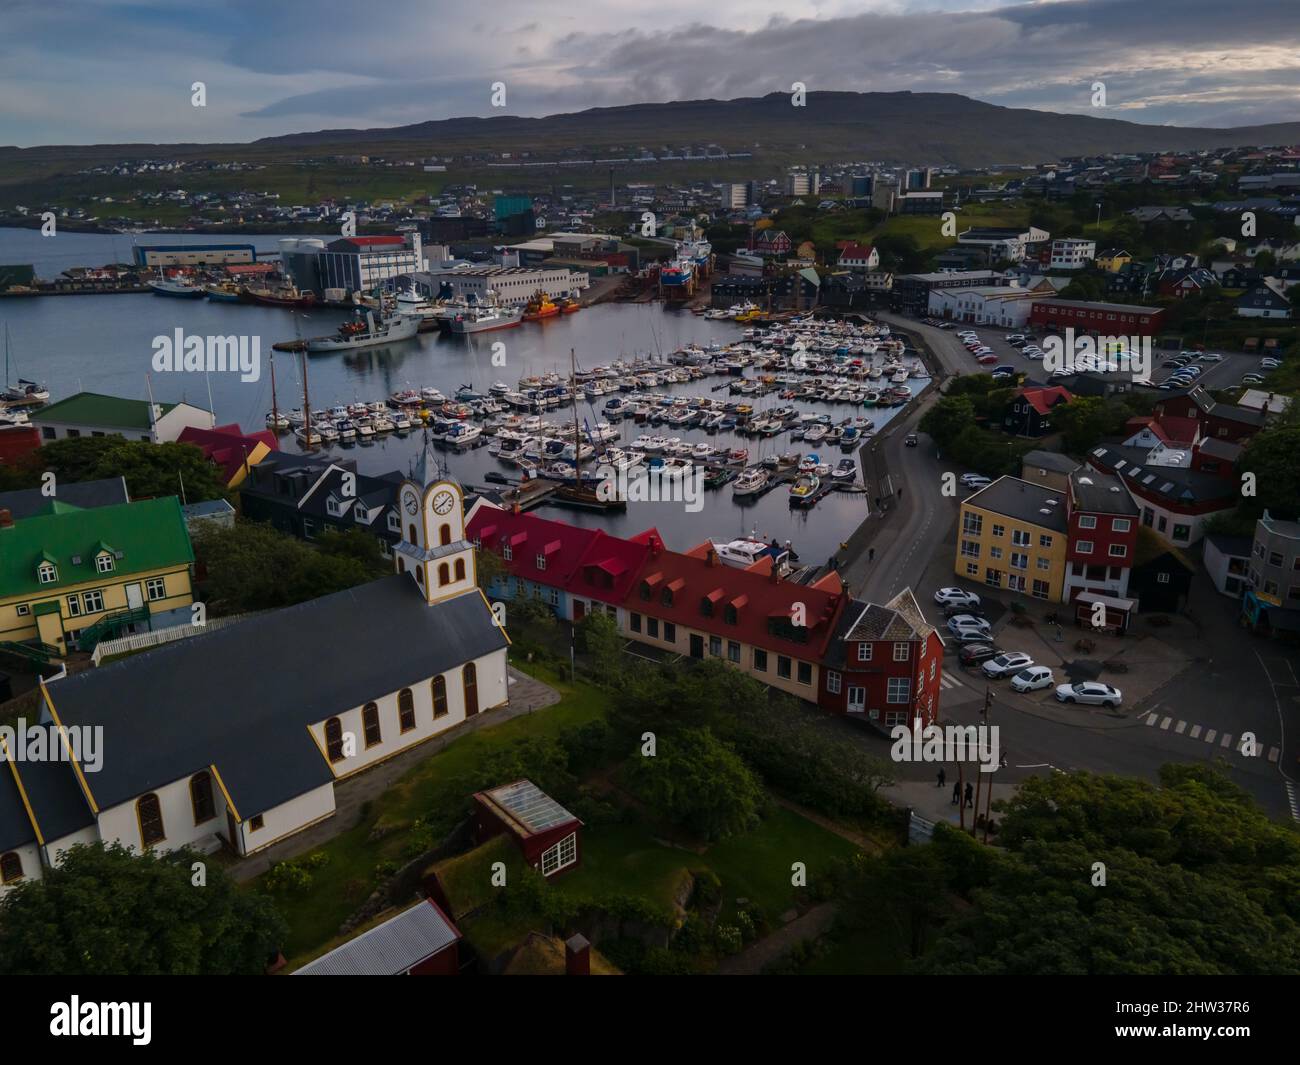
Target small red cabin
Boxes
[472,779,583,878]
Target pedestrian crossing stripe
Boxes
[1143,713,1279,762]
[1286,782,1300,824]
[939,670,964,691]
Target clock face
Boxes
[404,491,419,515]
[433,490,456,516]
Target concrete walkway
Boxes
[230,665,560,881]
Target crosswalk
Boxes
[939,669,966,692]
[1142,711,1280,764]
[1287,782,1300,824]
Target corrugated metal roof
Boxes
[295,900,459,976]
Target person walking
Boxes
[964,782,974,808]
[951,781,960,806]
[937,767,946,789]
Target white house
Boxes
[1049,238,1097,271]
[0,446,510,892]
[836,243,880,271]
[30,392,213,445]
[927,284,1042,327]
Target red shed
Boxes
[472,779,583,878]
[0,425,40,466]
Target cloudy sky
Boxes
[2,0,1298,146]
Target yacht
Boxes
[732,466,770,497]
[789,472,820,500]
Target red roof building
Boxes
[177,423,278,488]
[1005,386,1073,436]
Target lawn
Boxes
[265,662,604,960]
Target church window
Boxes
[325,717,344,762]
[440,524,452,546]
[137,794,165,847]
[398,689,415,732]
[363,703,382,748]
[455,558,466,581]
[408,524,418,544]
[190,771,216,825]
[0,852,23,883]
[438,563,450,586]
[432,675,448,718]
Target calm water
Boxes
[1,228,922,562]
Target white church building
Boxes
[0,447,510,893]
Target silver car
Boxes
[1054,681,1123,707]
[982,652,1033,678]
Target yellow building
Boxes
[1094,248,1133,273]
[955,476,1069,602]
[0,497,195,658]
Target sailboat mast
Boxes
[270,350,279,428]
[301,349,312,445]
[570,348,580,483]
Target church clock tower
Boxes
[394,436,477,605]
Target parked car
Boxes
[1241,373,1265,385]
[943,602,987,620]
[976,354,999,365]
[1054,681,1123,707]
[964,476,993,491]
[958,643,1003,667]
[960,473,991,488]
[934,587,981,607]
[904,432,919,447]
[1199,352,1223,362]
[951,629,996,644]
[992,365,1017,375]
[981,651,1033,678]
[1010,665,1054,692]
[1260,358,1281,369]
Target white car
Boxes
[947,614,991,638]
[1010,665,1054,692]
[1199,353,1223,362]
[1055,681,1123,707]
[934,587,981,607]
[1260,358,1280,369]
[1241,373,1265,385]
[982,652,1033,678]
[959,473,990,488]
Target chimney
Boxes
[565,933,591,976]
[706,545,718,567]
[0,508,12,529]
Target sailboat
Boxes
[2,325,50,405]
[265,351,290,430]
[552,348,626,510]
[292,317,323,447]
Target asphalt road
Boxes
[840,311,1300,823]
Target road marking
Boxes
[1190,724,1201,739]
[1220,733,1233,749]
[1286,781,1300,824]
[1268,746,1280,763]
[1160,716,1172,730]
[940,669,965,691]
[1205,729,1217,744]
[1175,720,1187,734]
[1145,713,1158,726]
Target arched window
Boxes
[439,523,452,546]
[432,675,448,719]
[416,566,424,586]
[190,771,216,825]
[454,558,466,581]
[362,702,382,748]
[325,717,344,763]
[0,852,23,884]
[137,793,165,847]
[408,523,418,545]
[397,557,406,573]
[398,689,415,732]
[438,562,450,586]
[463,662,479,716]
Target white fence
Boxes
[91,612,260,666]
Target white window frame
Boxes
[38,563,57,585]
[1112,518,1132,533]
[892,642,909,662]
[146,577,167,601]
[887,677,911,704]
[541,832,578,877]
[1078,515,1097,530]
[95,553,115,574]
[1076,541,1094,554]
[857,643,872,662]
[826,670,842,695]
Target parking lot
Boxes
[922,319,1286,395]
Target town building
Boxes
[956,476,1070,602]
[957,226,1049,264]
[1236,279,1293,319]
[1028,298,1166,337]
[132,244,257,268]
[0,496,195,657]
[1242,511,1300,635]
[929,284,1043,328]
[1202,533,1253,598]
[414,264,588,305]
[1049,238,1097,271]
[31,392,214,445]
[0,477,128,521]
[1129,530,1195,613]
[1151,385,1267,444]
[318,233,425,294]
[1063,468,1140,600]
[836,243,879,271]
[891,271,1005,316]
[176,423,277,489]
[1020,450,1079,493]
[0,453,509,890]
[1094,248,1133,273]
[1004,385,1073,437]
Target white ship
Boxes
[305,311,420,353]
[449,304,524,334]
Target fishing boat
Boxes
[552,348,625,510]
[522,290,560,321]
[246,286,316,308]
[832,458,857,481]
[450,304,524,334]
[554,296,582,315]
[205,282,243,302]
[149,277,204,298]
[445,422,482,446]
[789,472,820,500]
[732,466,770,497]
[305,310,420,353]
[264,350,290,430]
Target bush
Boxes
[263,860,314,896]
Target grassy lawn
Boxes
[266,662,604,960]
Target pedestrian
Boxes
[951,781,960,806]
[937,767,946,789]
[868,547,875,562]
[964,782,974,808]
[1000,753,1008,770]
[898,487,904,500]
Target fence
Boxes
[90,611,262,666]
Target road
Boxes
[833,311,1300,823]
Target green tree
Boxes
[33,437,228,502]
[623,726,764,841]
[577,609,623,678]
[0,842,286,975]
[1051,396,1128,455]
[1240,421,1300,520]
[475,545,507,592]
[919,395,976,450]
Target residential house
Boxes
[1152,385,1267,444]
[176,423,278,489]
[1094,248,1133,273]
[1020,450,1079,493]
[1049,238,1096,271]
[748,229,792,257]
[836,243,880,271]
[30,392,213,445]
[1202,533,1253,598]
[1242,511,1300,635]
[1129,529,1195,613]
[1064,468,1140,600]
[1236,279,1292,318]
[955,477,1070,602]
[1004,385,1072,437]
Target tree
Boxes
[577,609,623,678]
[1240,422,1300,521]
[475,545,507,591]
[623,726,764,842]
[32,437,228,503]
[919,395,976,450]
[0,842,286,975]
[1051,396,1128,455]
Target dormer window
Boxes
[724,604,738,625]
[536,554,546,571]
[95,553,115,574]
[37,562,57,584]
[387,511,400,532]
[660,587,674,607]
[639,581,651,601]
[699,597,713,617]
[502,543,513,562]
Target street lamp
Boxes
[1095,202,1102,232]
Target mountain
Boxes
[248,92,1300,166]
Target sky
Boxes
[1,0,1298,147]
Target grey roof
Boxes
[481,779,579,836]
[7,750,94,844]
[1022,450,1079,475]
[844,588,934,644]
[1196,438,1243,462]
[964,476,1069,533]
[0,477,129,521]
[294,900,459,975]
[1029,297,1162,314]
[1088,445,1237,507]
[1204,533,1253,559]
[1070,469,1139,516]
[33,576,506,821]
[0,763,43,851]
[182,499,235,519]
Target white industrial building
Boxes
[1049,238,1098,271]
[927,285,1043,327]
[414,265,589,305]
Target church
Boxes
[0,444,510,891]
